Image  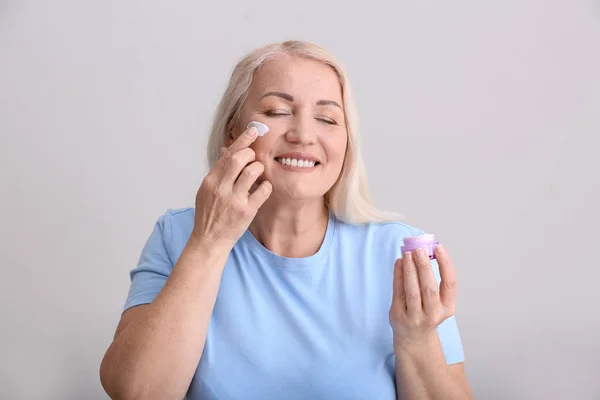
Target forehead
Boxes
[249,54,343,102]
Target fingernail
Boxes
[437,244,445,255]
[414,248,422,259]
[405,251,412,261]
[247,127,257,137]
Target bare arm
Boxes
[100,124,271,400]
[394,333,473,399]
[390,245,473,399]
[100,239,230,400]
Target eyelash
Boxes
[263,110,337,125]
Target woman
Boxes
[100,40,473,399]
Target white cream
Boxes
[247,121,269,136]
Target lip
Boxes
[274,152,321,163]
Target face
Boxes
[229,54,348,201]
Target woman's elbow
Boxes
[99,349,139,400]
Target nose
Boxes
[284,112,318,145]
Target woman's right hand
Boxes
[190,126,272,251]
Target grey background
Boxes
[1,0,599,399]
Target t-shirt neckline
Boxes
[241,209,337,268]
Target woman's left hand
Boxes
[389,244,457,349]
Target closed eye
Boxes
[264,110,338,125]
[263,110,290,117]
[317,118,337,125]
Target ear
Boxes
[225,133,234,147]
[225,118,238,147]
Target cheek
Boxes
[325,134,348,164]
[250,137,275,162]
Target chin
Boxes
[270,184,323,202]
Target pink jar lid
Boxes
[401,233,439,259]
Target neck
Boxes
[249,197,329,258]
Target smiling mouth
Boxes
[274,157,320,168]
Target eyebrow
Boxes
[260,91,342,110]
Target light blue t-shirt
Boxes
[124,208,464,399]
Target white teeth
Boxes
[276,158,317,168]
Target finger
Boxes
[227,126,258,155]
[402,252,422,315]
[220,147,256,188]
[392,258,406,311]
[233,161,264,196]
[435,245,457,311]
[248,180,272,210]
[414,248,440,315]
[207,147,230,180]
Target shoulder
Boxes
[152,207,195,239]
[150,208,195,261]
[335,218,425,258]
[161,207,195,230]
[337,218,424,241]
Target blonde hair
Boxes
[206,40,404,224]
